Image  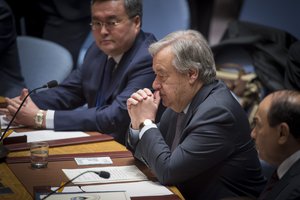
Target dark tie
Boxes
[258,171,279,200]
[171,112,185,151]
[96,57,116,107]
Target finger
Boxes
[5,98,19,110]
[0,108,9,115]
[130,92,144,102]
[20,88,29,100]
[136,89,148,100]
[127,98,139,106]
[153,90,161,105]
[6,97,20,106]
[143,88,153,97]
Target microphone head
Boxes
[44,80,58,88]
[96,171,110,179]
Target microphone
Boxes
[43,80,58,89]
[0,80,58,160]
[41,170,110,200]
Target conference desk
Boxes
[0,130,184,200]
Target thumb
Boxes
[153,90,161,106]
[20,88,29,100]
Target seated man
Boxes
[251,90,300,200]
[1,0,156,144]
[126,30,266,199]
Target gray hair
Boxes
[91,0,143,20]
[148,30,216,84]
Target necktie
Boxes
[171,112,185,151]
[258,171,279,200]
[96,57,116,107]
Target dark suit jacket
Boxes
[263,159,300,200]
[0,0,26,97]
[128,80,266,200]
[31,31,156,144]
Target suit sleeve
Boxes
[135,104,238,185]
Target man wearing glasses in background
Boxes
[1,0,157,144]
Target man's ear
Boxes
[278,122,290,145]
[188,69,198,84]
[133,15,141,29]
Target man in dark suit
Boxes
[2,0,156,144]
[0,0,26,98]
[126,30,266,200]
[251,90,300,200]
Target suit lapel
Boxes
[104,32,145,102]
[181,80,221,134]
[161,80,224,149]
[90,53,107,106]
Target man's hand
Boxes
[127,88,161,129]
[3,88,41,128]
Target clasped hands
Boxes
[0,88,41,127]
[127,88,161,130]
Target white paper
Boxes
[8,130,89,142]
[82,181,173,197]
[40,191,130,200]
[62,165,148,184]
[75,157,113,165]
[0,115,23,130]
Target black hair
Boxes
[268,90,300,138]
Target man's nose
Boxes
[152,77,160,90]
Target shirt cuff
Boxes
[139,123,157,139]
[45,110,55,129]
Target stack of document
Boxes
[51,181,173,198]
[39,191,130,200]
[63,165,148,184]
[82,181,173,197]
[61,165,173,197]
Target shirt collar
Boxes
[182,103,190,114]
[109,54,123,64]
[277,149,300,179]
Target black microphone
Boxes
[41,170,110,200]
[43,80,58,89]
[0,80,58,160]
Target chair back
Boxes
[142,0,190,40]
[17,36,73,90]
[77,32,94,69]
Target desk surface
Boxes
[0,131,184,200]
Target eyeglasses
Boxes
[90,19,126,31]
